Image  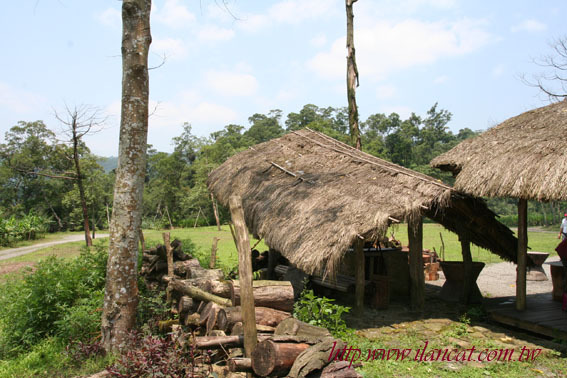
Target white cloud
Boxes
[0,82,47,113]
[238,0,339,32]
[310,34,327,48]
[198,25,235,42]
[376,85,398,100]
[511,19,547,33]
[205,70,259,97]
[152,38,188,61]
[308,18,492,81]
[269,0,337,24]
[434,75,449,84]
[97,7,121,28]
[153,0,195,28]
[491,64,505,78]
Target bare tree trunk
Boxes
[346,0,361,150]
[102,0,151,353]
[211,192,221,231]
[71,117,93,247]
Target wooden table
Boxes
[527,251,549,281]
[439,261,485,303]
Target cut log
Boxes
[217,306,291,331]
[204,279,231,298]
[169,279,231,307]
[320,361,362,378]
[199,302,224,327]
[183,313,201,327]
[251,339,310,377]
[230,322,275,334]
[174,259,202,277]
[287,338,345,378]
[230,280,294,312]
[274,317,331,338]
[195,335,243,349]
[178,296,196,315]
[187,267,224,281]
[228,357,252,372]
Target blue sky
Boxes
[1,0,565,156]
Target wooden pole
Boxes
[460,238,472,304]
[163,232,174,304]
[229,195,257,358]
[165,205,173,230]
[516,198,528,311]
[211,192,221,231]
[408,215,424,311]
[139,228,146,253]
[354,238,365,315]
[210,237,219,269]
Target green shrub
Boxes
[0,242,107,357]
[293,288,351,337]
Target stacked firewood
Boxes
[141,236,357,377]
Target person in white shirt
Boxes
[559,213,567,240]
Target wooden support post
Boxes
[267,248,280,280]
[163,232,174,303]
[139,228,146,253]
[408,215,424,311]
[516,198,528,311]
[229,196,257,358]
[210,237,219,269]
[354,238,365,315]
[460,238,472,304]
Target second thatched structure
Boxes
[208,128,518,308]
[432,100,567,310]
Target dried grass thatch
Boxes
[208,129,518,276]
[431,101,567,201]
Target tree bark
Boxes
[229,195,257,358]
[211,192,221,231]
[217,306,291,331]
[517,198,528,311]
[274,317,331,338]
[408,215,424,311]
[102,0,152,353]
[169,279,232,306]
[71,117,92,247]
[230,280,294,312]
[346,0,361,150]
[251,339,310,377]
[210,237,219,269]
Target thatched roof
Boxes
[208,129,518,276]
[431,101,567,201]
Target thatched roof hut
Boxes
[431,101,567,201]
[208,129,517,277]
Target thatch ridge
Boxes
[208,129,518,276]
[431,101,567,201]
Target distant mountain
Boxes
[97,156,118,172]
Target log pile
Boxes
[140,236,355,377]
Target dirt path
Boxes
[0,234,109,261]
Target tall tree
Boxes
[56,105,105,246]
[346,0,361,149]
[102,0,152,353]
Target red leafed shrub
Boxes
[106,333,193,378]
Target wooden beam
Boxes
[354,238,365,315]
[210,237,219,269]
[516,198,528,311]
[408,216,424,311]
[163,232,174,304]
[229,195,258,358]
[460,238,472,304]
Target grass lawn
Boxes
[0,224,560,279]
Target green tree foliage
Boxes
[0,121,113,232]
